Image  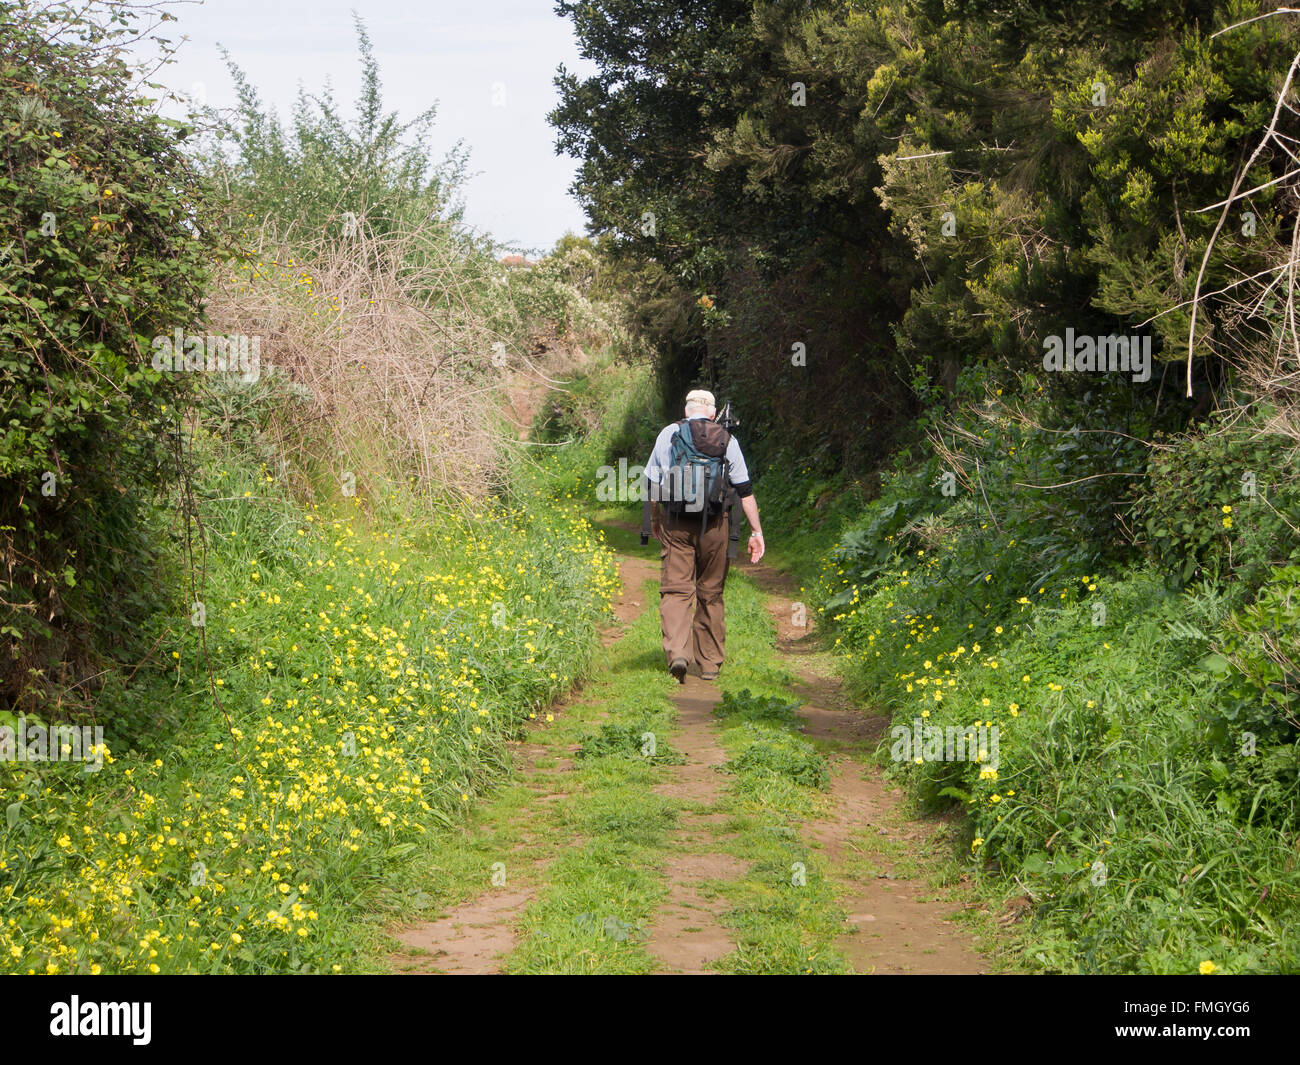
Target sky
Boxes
[134,0,597,254]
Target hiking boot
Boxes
[669,658,688,683]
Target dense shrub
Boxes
[1134,412,1300,592]
[0,1,219,708]
[1211,563,1300,737]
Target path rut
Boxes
[744,561,988,974]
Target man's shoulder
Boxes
[649,422,679,459]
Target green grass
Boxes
[815,475,1300,974]
[678,573,849,974]
[375,522,860,974]
[0,421,620,975]
[497,580,681,974]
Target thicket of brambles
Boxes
[193,17,631,509]
[555,0,1300,971]
[0,1,219,707]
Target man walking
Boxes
[645,389,765,683]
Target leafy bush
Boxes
[822,460,947,613]
[818,378,1173,645]
[713,688,802,726]
[1134,414,1300,592]
[0,1,217,708]
[1210,563,1300,736]
[203,14,465,244]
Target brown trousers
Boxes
[659,507,731,671]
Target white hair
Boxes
[684,388,716,418]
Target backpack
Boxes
[658,418,732,532]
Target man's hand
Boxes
[739,495,764,562]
